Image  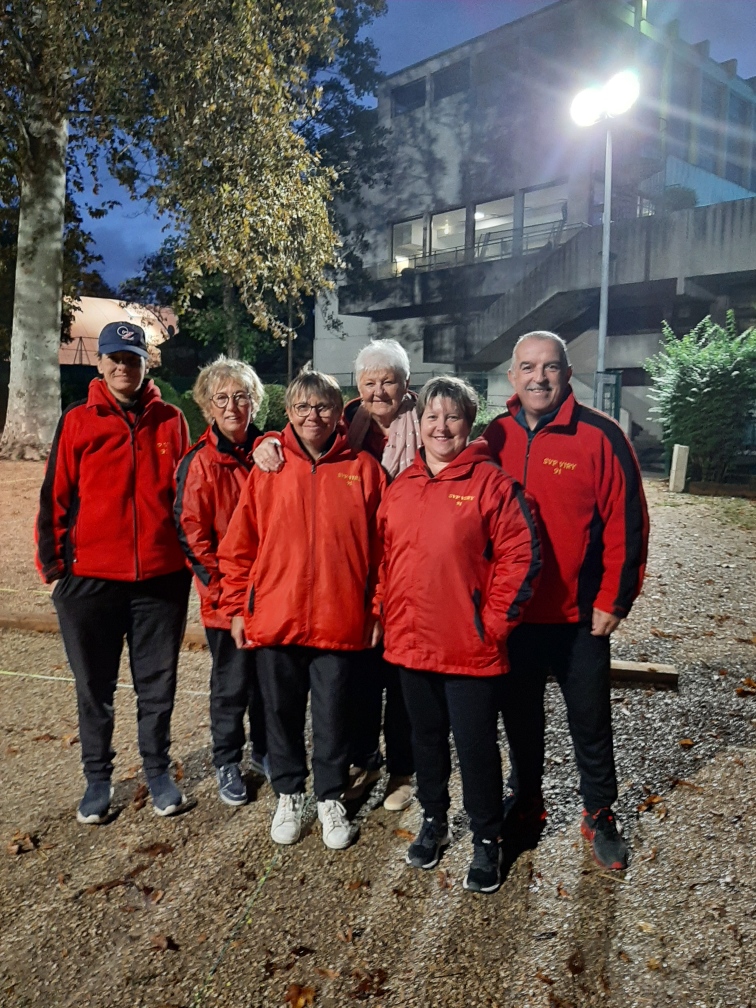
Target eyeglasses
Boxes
[211,392,252,408]
[292,402,336,418]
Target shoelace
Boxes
[279,795,302,817]
[322,801,347,828]
[471,841,498,869]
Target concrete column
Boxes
[669,443,689,492]
[512,189,525,257]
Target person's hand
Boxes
[231,616,247,648]
[591,608,621,636]
[253,439,284,473]
[370,619,383,648]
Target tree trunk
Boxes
[223,275,239,359]
[0,117,68,460]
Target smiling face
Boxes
[508,337,572,428]
[420,396,471,474]
[357,368,408,428]
[209,380,253,444]
[97,351,146,403]
[286,394,341,459]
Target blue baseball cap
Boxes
[98,321,149,359]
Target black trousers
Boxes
[501,622,617,813]
[53,569,191,782]
[256,645,351,801]
[205,627,266,768]
[347,644,414,776]
[399,667,504,842]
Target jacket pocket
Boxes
[247,585,255,615]
[471,589,485,644]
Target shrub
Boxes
[261,384,287,433]
[152,376,205,442]
[645,312,756,482]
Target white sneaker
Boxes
[318,799,352,850]
[270,793,305,845]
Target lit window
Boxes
[523,182,568,251]
[392,218,424,272]
[474,197,514,259]
[430,208,466,261]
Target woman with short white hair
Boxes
[175,356,268,808]
[252,338,420,812]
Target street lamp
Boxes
[570,70,640,413]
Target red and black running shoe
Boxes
[502,791,547,852]
[581,807,628,870]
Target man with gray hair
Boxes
[483,330,649,870]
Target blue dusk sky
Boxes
[81,0,756,289]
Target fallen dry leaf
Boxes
[7,831,39,856]
[678,738,695,748]
[197,933,208,943]
[5,745,19,756]
[646,957,661,970]
[174,759,184,783]
[638,921,656,934]
[637,794,664,813]
[735,686,756,698]
[337,925,354,943]
[150,933,179,952]
[132,783,148,810]
[393,828,415,841]
[345,879,370,891]
[392,887,408,897]
[349,967,388,999]
[437,869,453,890]
[285,984,316,1007]
[119,766,140,782]
[83,877,128,896]
[133,841,173,858]
[566,949,585,975]
[61,733,79,748]
[535,969,555,984]
[316,967,340,980]
[669,777,703,792]
[640,846,658,862]
[32,733,58,742]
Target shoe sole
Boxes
[383,793,414,812]
[463,877,502,894]
[580,822,627,871]
[219,792,248,807]
[76,810,109,825]
[271,832,301,844]
[322,832,352,850]
[405,833,451,869]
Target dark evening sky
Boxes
[85,0,756,288]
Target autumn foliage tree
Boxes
[0,1,344,459]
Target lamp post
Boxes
[570,70,640,413]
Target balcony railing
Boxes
[366,220,587,280]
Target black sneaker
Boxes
[463,838,503,893]
[76,779,113,824]
[502,791,547,850]
[216,763,248,806]
[581,807,628,870]
[405,817,450,869]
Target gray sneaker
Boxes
[76,780,113,824]
[216,763,247,806]
[147,773,184,817]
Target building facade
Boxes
[314,0,756,439]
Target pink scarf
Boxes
[347,393,421,480]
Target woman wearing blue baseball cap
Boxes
[36,321,192,824]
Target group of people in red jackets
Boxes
[36,320,648,895]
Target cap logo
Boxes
[117,325,136,341]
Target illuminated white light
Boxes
[604,70,640,116]
[394,255,410,273]
[474,211,485,220]
[570,87,604,127]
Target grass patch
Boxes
[708,497,756,532]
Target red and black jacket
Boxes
[174,422,260,629]
[36,378,189,583]
[483,388,648,624]
[375,438,541,676]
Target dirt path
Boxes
[1,467,755,1007]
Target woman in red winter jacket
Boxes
[174,357,267,807]
[375,376,541,894]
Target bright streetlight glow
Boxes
[570,70,639,126]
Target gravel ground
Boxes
[1,471,755,1008]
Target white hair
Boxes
[513,330,570,368]
[354,339,410,382]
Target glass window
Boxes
[524,183,568,251]
[474,197,514,260]
[667,60,695,156]
[423,324,457,363]
[391,78,426,117]
[432,60,470,102]
[430,208,466,261]
[392,217,424,271]
[725,93,751,186]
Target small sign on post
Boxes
[669,443,689,493]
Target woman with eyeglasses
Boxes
[218,370,386,850]
[174,357,268,807]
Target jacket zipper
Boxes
[308,459,317,636]
[131,426,140,580]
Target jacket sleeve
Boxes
[174,447,222,608]
[217,472,259,619]
[35,407,79,583]
[593,426,649,618]
[481,474,542,644]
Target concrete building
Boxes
[314,0,756,441]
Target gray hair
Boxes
[512,330,570,368]
[416,375,478,429]
[193,356,265,422]
[285,369,343,415]
[354,339,410,382]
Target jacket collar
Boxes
[281,421,353,465]
[406,436,493,481]
[505,385,579,433]
[206,422,260,465]
[86,377,161,415]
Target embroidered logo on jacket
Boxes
[543,457,577,475]
[449,494,475,506]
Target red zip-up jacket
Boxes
[375,439,541,677]
[218,424,386,650]
[483,387,648,624]
[36,378,189,583]
[174,422,261,629]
